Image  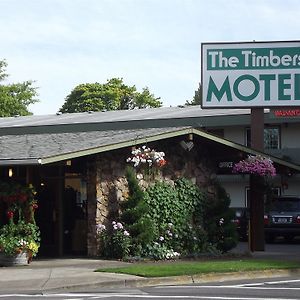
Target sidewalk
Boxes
[0,242,300,294]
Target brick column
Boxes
[86,158,98,256]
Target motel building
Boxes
[1,41,300,256]
[0,106,300,257]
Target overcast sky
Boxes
[1,0,299,115]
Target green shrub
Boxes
[203,181,238,253]
[120,166,155,255]
[144,178,208,257]
[120,166,238,258]
[96,221,131,259]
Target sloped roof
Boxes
[0,127,192,165]
[0,126,299,173]
[0,107,259,135]
[0,107,250,128]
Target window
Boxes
[245,127,280,149]
[264,127,280,149]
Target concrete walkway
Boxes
[0,242,300,294]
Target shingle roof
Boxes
[0,107,258,135]
[1,125,300,174]
[0,126,192,165]
[0,107,251,128]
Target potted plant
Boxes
[0,182,40,266]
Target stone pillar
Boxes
[86,158,98,256]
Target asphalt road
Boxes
[1,276,300,299]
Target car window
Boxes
[270,198,300,212]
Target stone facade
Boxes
[86,137,216,256]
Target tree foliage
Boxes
[0,60,38,117]
[185,82,202,106]
[202,181,238,252]
[144,178,208,256]
[120,166,155,255]
[59,78,162,113]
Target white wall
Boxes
[281,123,300,148]
[224,126,245,144]
[216,121,300,206]
[219,175,300,207]
[218,175,248,207]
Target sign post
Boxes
[249,108,265,251]
[201,40,300,251]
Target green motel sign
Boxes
[201,41,300,108]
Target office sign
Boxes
[201,41,300,108]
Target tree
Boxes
[59,78,162,113]
[203,181,238,253]
[0,60,38,117]
[120,166,155,255]
[185,82,202,106]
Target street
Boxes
[1,276,300,299]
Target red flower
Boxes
[32,203,38,210]
[6,210,14,219]
[157,159,166,167]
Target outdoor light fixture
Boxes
[66,160,72,166]
[8,168,13,177]
[180,140,194,152]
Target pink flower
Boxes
[233,155,276,177]
[117,222,123,229]
[96,224,106,233]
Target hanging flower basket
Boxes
[126,145,166,181]
[232,155,276,177]
[126,145,166,168]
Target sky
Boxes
[1,0,300,115]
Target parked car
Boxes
[232,207,249,241]
[264,196,300,243]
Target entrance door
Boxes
[63,178,87,255]
[34,166,87,257]
[35,178,61,257]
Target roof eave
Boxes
[191,128,300,172]
[0,158,42,166]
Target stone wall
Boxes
[86,137,216,256]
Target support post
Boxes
[58,166,64,257]
[249,108,265,251]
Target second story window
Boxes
[246,127,280,150]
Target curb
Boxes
[41,268,300,293]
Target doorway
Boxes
[35,178,60,257]
[35,166,88,257]
[63,177,87,255]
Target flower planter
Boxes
[0,252,29,267]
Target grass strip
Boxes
[95,259,300,277]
